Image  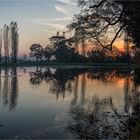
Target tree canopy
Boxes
[30,44,43,62]
[68,0,140,50]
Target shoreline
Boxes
[0,62,136,69]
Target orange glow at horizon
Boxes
[76,40,125,54]
[18,36,125,57]
[113,40,125,52]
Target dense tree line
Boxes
[30,33,87,63]
[30,34,131,63]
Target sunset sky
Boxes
[0,0,78,56]
[0,0,125,56]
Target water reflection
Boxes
[29,68,132,102]
[124,71,140,114]
[30,68,85,99]
[29,67,140,139]
[10,68,18,111]
[0,67,18,111]
[71,76,79,106]
[0,67,139,139]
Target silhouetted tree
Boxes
[0,28,2,63]
[49,33,76,62]
[30,44,43,62]
[9,21,19,64]
[68,0,140,51]
[44,45,53,62]
[87,50,106,62]
[3,24,9,64]
[117,1,140,48]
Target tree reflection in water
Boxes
[29,67,140,139]
[30,68,88,99]
[0,69,2,101]
[124,69,140,115]
[3,68,10,106]
[10,68,18,111]
[68,70,140,139]
[0,68,18,111]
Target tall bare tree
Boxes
[0,28,2,63]
[9,21,19,64]
[3,24,9,64]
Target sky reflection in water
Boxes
[0,67,139,139]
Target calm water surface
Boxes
[0,67,139,139]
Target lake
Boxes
[0,67,139,139]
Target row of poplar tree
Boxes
[0,21,18,64]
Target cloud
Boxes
[31,19,66,36]
[30,0,78,36]
[56,0,77,5]
[47,17,72,21]
[54,0,78,16]
[33,17,72,22]
[44,30,56,34]
[40,22,65,29]
[54,5,69,15]
[32,16,72,29]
